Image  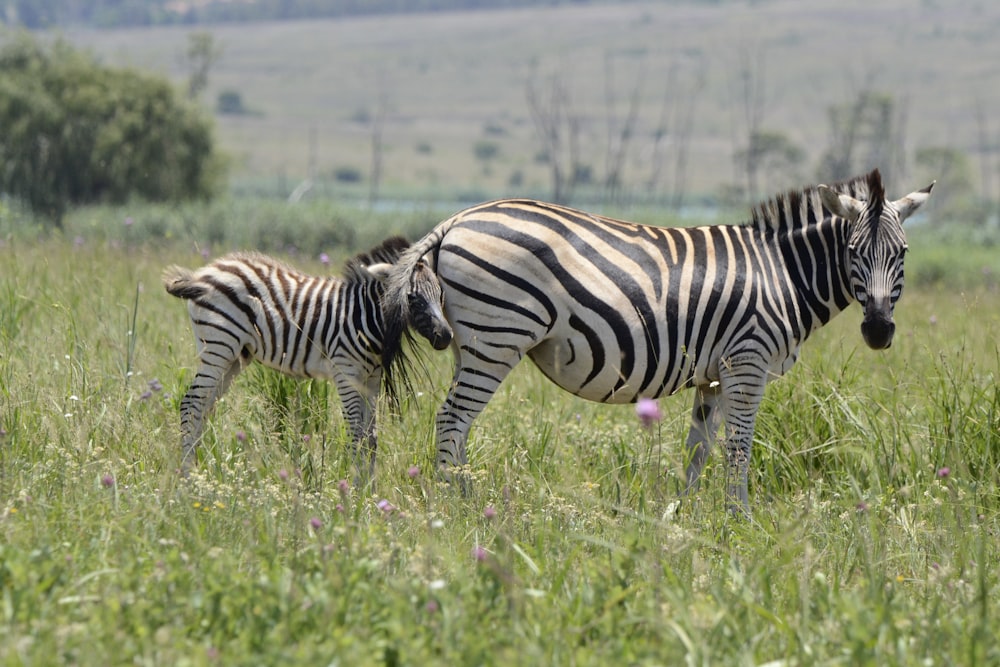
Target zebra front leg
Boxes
[682,384,724,495]
[719,360,767,516]
[435,346,520,493]
[335,370,380,487]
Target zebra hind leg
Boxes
[682,385,724,498]
[178,345,247,474]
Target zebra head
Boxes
[407,259,453,351]
[819,170,935,350]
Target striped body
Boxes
[383,170,933,513]
[164,237,410,474]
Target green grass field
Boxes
[1,201,998,664]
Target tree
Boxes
[735,130,805,197]
[184,31,223,100]
[816,85,907,190]
[729,43,768,203]
[473,140,500,175]
[915,146,983,224]
[0,34,222,227]
[602,51,643,204]
[526,67,582,205]
[648,55,707,210]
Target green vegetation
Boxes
[0,205,997,664]
[1,2,999,662]
[0,34,222,227]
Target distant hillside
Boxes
[1,0,631,29]
[32,0,1000,217]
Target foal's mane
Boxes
[342,235,410,282]
[747,169,884,233]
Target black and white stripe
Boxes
[164,236,414,475]
[383,169,933,513]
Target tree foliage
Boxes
[0,34,221,226]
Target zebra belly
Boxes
[526,324,709,404]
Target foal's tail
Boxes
[162,266,208,301]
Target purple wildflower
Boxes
[483,505,497,520]
[319,252,330,266]
[636,398,663,428]
[235,430,246,442]
[408,465,420,479]
[377,499,395,514]
[309,517,323,531]
[937,467,950,479]
[101,474,115,488]
[472,546,488,562]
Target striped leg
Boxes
[436,342,523,483]
[334,368,381,483]
[179,340,248,473]
[683,384,725,494]
[719,356,768,516]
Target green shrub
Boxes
[0,33,223,228]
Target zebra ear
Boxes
[818,184,863,222]
[366,263,395,281]
[892,181,935,223]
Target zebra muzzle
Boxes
[408,294,453,350]
[861,304,895,350]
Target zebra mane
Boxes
[748,168,884,233]
[342,235,411,282]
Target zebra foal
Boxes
[163,236,440,476]
[382,169,933,514]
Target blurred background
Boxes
[1,0,997,235]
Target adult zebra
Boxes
[382,169,933,514]
[163,237,438,476]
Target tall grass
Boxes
[1,226,998,665]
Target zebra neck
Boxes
[776,216,854,333]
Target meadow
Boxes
[1,200,998,665]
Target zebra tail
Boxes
[162,266,207,301]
